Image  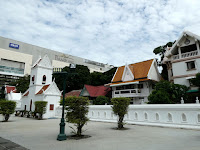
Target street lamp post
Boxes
[53,64,76,141]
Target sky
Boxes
[0,0,200,67]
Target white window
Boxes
[186,61,195,70]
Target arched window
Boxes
[182,113,187,122]
[32,75,35,84]
[198,114,200,123]
[104,112,106,118]
[144,113,148,120]
[42,75,46,84]
[168,113,173,122]
[135,112,138,120]
[156,113,159,121]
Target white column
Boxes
[195,40,200,54]
[178,47,181,59]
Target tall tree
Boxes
[10,75,30,93]
[53,65,91,92]
[153,42,174,80]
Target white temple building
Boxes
[21,55,61,118]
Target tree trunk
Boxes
[118,116,124,129]
[4,114,10,122]
[77,124,83,136]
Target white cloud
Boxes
[0,0,200,67]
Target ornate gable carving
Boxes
[44,82,61,96]
[38,55,52,68]
[122,64,134,82]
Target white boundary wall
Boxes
[55,104,200,130]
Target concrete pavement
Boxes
[0,115,200,150]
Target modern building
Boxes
[163,31,200,91]
[0,36,114,88]
[106,59,161,104]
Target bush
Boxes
[65,96,89,136]
[34,101,48,120]
[149,80,189,104]
[148,90,172,104]
[0,100,16,122]
[111,97,130,129]
[93,96,109,105]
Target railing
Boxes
[87,104,200,130]
[173,50,198,60]
[114,89,141,95]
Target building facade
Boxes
[0,36,113,88]
[163,31,200,91]
[21,55,61,118]
[106,59,161,104]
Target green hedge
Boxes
[34,101,48,120]
[111,97,130,129]
[93,96,109,105]
[65,96,89,136]
[0,100,16,122]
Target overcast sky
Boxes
[0,0,200,67]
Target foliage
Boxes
[53,65,91,92]
[90,67,117,86]
[148,80,189,104]
[65,96,89,136]
[148,90,172,104]
[191,73,200,91]
[111,97,130,129]
[34,101,48,120]
[93,96,109,105]
[10,74,30,93]
[153,42,174,80]
[0,86,5,99]
[0,100,16,122]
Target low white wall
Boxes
[55,104,200,130]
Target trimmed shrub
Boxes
[111,97,130,129]
[65,96,89,136]
[34,101,48,120]
[148,90,172,104]
[93,96,109,105]
[0,100,16,122]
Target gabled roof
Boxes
[32,55,52,69]
[65,90,81,97]
[165,31,200,56]
[5,85,17,94]
[83,85,111,97]
[112,59,154,83]
[36,84,50,95]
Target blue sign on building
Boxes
[9,43,19,49]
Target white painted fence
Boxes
[55,104,200,130]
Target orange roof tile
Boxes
[106,78,150,86]
[112,59,154,83]
[36,84,50,95]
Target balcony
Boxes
[173,50,198,60]
[113,89,141,97]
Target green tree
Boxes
[93,96,109,105]
[34,101,48,120]
[153,42,174,80]
[191,73,200,91]
[65,96,89,136]
[53,65,91,92]
[0,100,16,122]
[148,80,188,104]
[111,97,130,129]
[10,75,30,93]
[0,86,5,99]
[148,90,172,104]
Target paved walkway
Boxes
[1,116,200,150]
[0,137,28,150]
